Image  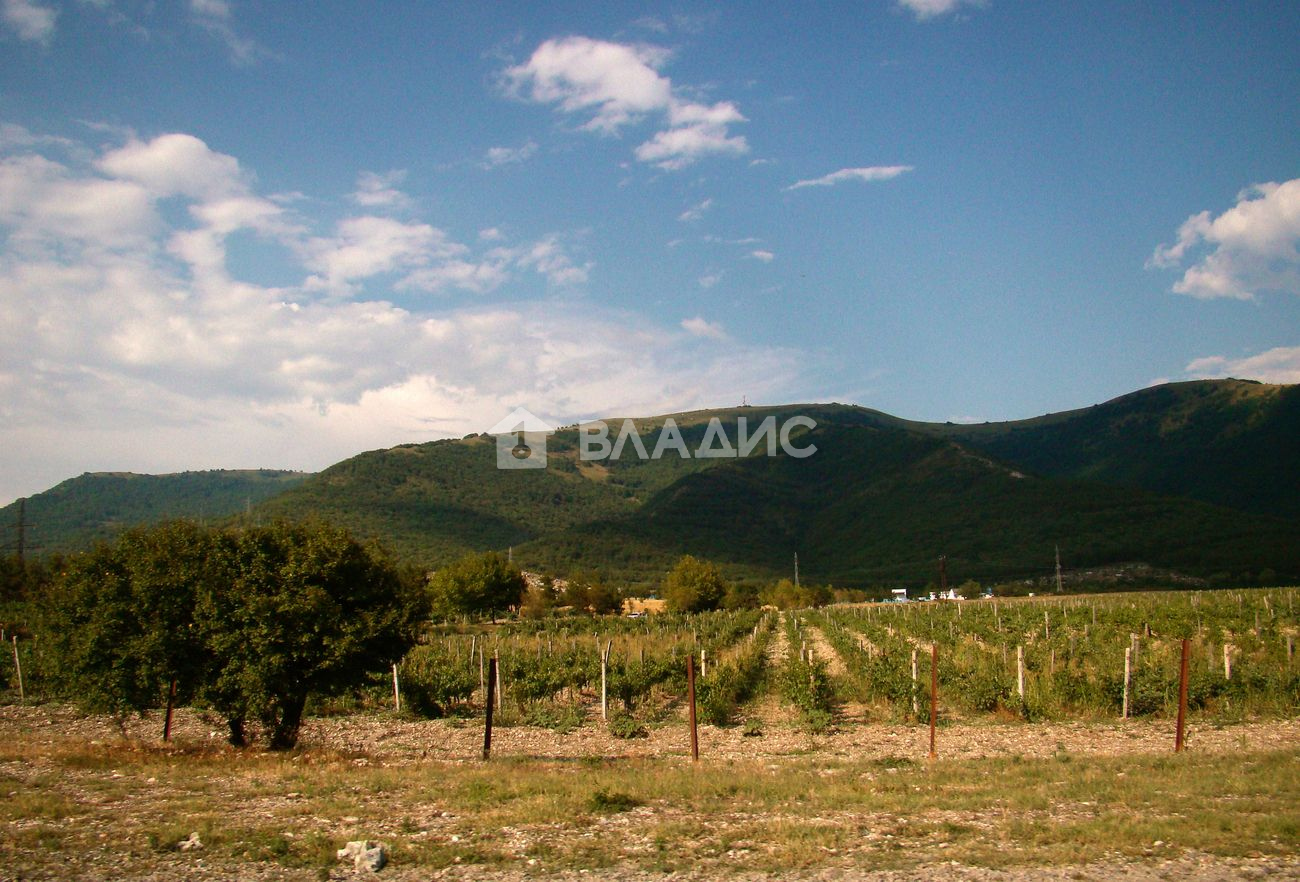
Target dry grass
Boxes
[1,704,1297,880]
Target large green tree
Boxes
[428,551,525,621]
[44,520,422,749]
[43,521,226,716]
[200,521,423,748]
[661,554,727,613]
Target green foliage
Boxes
[561,571,622,615]
[398,644,478,718]
[41,520,226,715]
[761,578,832,610]
[41,519,422,749]
[521,701,585,733]
[779,617,836,731]
[662,555,727,613]
[428,552,525,621]
[694,617,772,726]
[607,711,648,739]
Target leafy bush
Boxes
[608,711,649,739]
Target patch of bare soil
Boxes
[4,703,1299,767]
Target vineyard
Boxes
[3,588,1298,880]
[385,588,1299,740]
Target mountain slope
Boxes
[9,381,1299,587]
[519,421,1300,585]
[0,470,310,555]
[924,379,1300,519]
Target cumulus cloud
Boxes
[785,165,914,191]
[1149,179,1300,300]
[504,35,749,170]
[896,0,986,21]
[0,128,805,502]
[2,0,56,43]
[1183,346,1300,385]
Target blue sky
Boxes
[1,0,1298,503]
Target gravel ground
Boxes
[3,704,1297,882]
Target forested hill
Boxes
[0,470,310,555]
[7,380,1299,587]
[253,382,1300,586]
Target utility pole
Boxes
[1055,545,1064,594]
[6,499,35,563]
[939,555,948,595]
[15,499,25,562]
[794,552,799,588]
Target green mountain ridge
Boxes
[5,380,1298,587]
[0,470,310,555]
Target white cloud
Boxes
[1184,346,1300,384]
[678,197,713,222]
[482,140,538,169]
[750,250,774,263]
[2,0,56,43]
[785,165,914,191]
[352,170,412,210]
[1149,179,1300,300]
[303,216,464,296]
[188,0,275,66]
[896,0,986,21]
[698,270,723,289]
[681,316,728,340]
[512,235,592,286]
[504,35,748,170]
[0,127,808,504]
[97,133,244,200]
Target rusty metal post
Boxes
[482,657,497,761]
[929,644,938,760]
[1175,638,1190,753]
[687,654,699,761]
[163,679,176,742]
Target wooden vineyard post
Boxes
[686,654,699,762]
[910,648,919,716]
[392,663,402,713]
[1175,638,1190,753]
[929,644,938,760]
[11,636,22,704]
[163,679,177,742]
[1016,645,1025,701]
[1223,645,1232,681]
[1122,646,1132,720]
[600,640,612,720]
[482,657,497,761]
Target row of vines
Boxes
[5,589,1296,730]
